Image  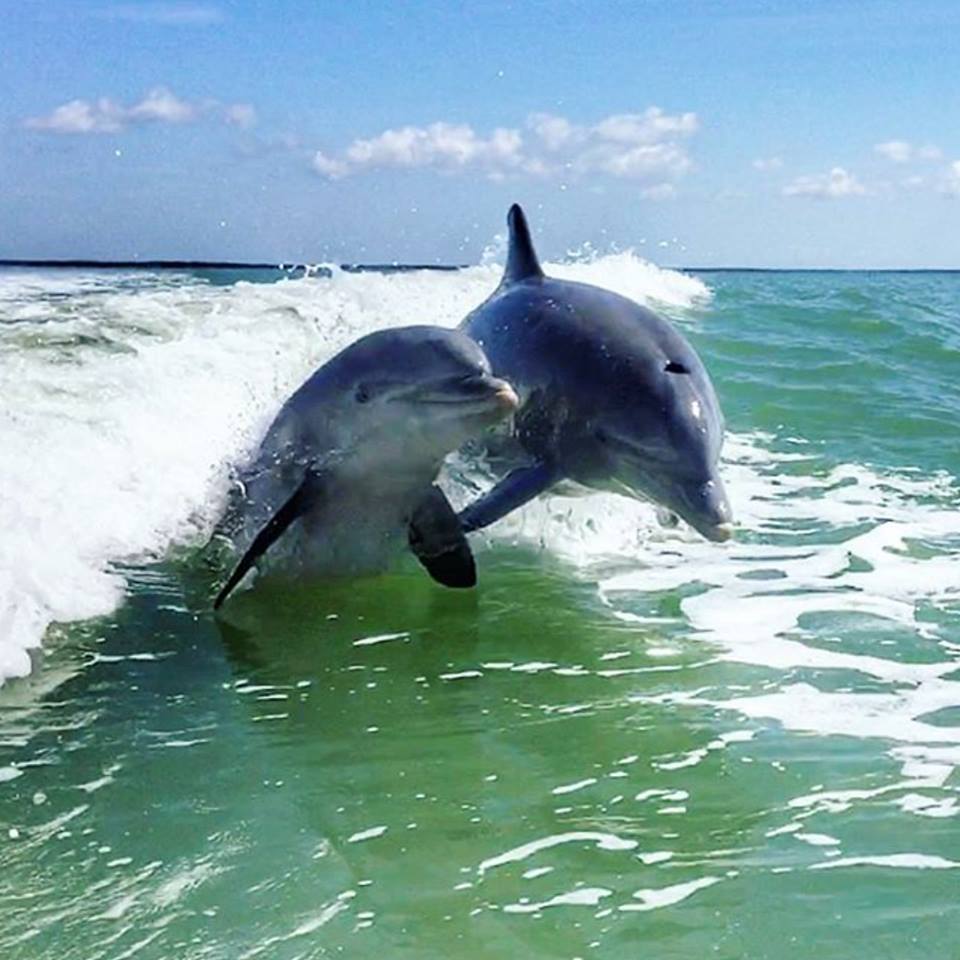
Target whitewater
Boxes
[3,256,960,959]
[3,253,960,765]
[0,255,705,679]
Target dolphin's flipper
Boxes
[458,460,563,533]
[408,485,477,588]
[214,470,327,610]
[502,204,544,285]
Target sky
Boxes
[2,0,959,267]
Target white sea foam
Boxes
[548,251,711,311]
[3,252,960,814]
[619,875,722,912]
[346,825,387,843]
[809,853,960,871]
[502,886,612,913]
[0,254,706,684]
[478,830,639,875]
[580,435,960,807]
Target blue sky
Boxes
[2,0,959,267]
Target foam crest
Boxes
[0,270,382,679]
[546,251,710,311]
[0,251,705,683]
[478,235,709,310]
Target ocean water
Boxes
[1,258,959,959]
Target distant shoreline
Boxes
[0,259,464,274]
[0,259,957,274]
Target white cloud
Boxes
[918,144,943,161]
[94,4,223,25]
[874,140,942,163]
[352,123,521,171]
[526,108,696,180]
[127,87,197,123]
[313,122,525,179]
[312,107,698,187]
[527,113,575,151]
[312,151,349,178]
[872,145,959,198]
[783,166,867,199]
[583,141,691,179]
[24,98,125,134]
[224,103,257,129]
[591,108,697,144]
[640,183,676,200]
[942,160,960,197]
[25,88,254,134]
[874,140,912,163]
[752,156,783,171]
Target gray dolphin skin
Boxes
[213,325,518,608]
[458,204,733,542]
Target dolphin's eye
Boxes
[664,361,689,374]
[355,384,371,404]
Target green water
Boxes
[2,268,960,958]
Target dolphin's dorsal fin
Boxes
[502,203,544,285]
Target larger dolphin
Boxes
[213,325,517,608]
[458,204,733,542]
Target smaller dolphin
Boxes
[213,326,518,608]
[458,205,733,542]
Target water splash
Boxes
[0,253,707,682]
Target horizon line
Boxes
[1,258,959,274]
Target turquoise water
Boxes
[1,263,959,958]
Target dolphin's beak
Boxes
[471,374,519,420]
[705,520,735,542]
[608,440,734,544]
[678,477,734,542]
[457,373,518,409]
[487,376,520,412]
[408,374,519,414]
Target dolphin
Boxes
[457,204,733,542]
[213,325,518,608]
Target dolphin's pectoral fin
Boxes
[458,460,563,533]
[213,469,327,610]
[408,486,477,589]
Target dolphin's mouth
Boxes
[662,477,734,543]
[404,374,519,415]
[702,520,735,542]
[611,468,734,543]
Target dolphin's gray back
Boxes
[465,204,715,413]
[462,277,718,414]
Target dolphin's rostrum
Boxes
[458,204,733,542]
[213,325,517,608]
